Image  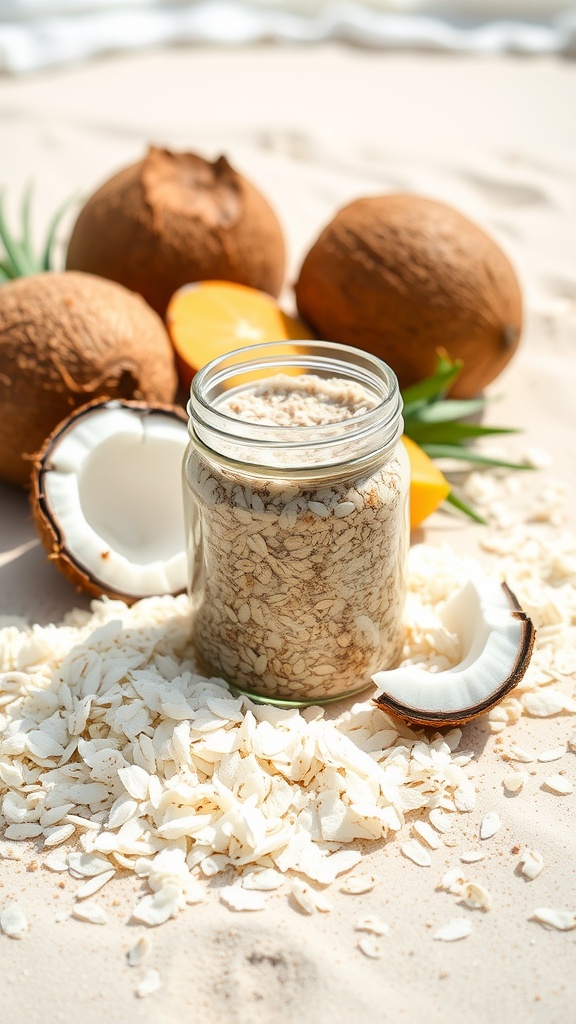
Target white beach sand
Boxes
[0,45,575,1023]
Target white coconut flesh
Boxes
[372,575,535,726]
[40,405,188,598]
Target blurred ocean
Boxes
[1,0,575,72]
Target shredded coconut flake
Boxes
[543,774,573,796]
[401,839,432,867]
[354,915,389,936]
[127,935,151,967]
[220,886,268,912]
[532,908,576,931]
[519,849,544,880]
[503,772,528,793]
[480,812,502,840]
[340,873,378,895]
[71,901,108,925]
[358,935,385,958]
[433,918,472,942]
[136,969,162,998]
[0,902,28,938]
[460,850,485,864]
[460,881,492,911]
[537,747,566,763]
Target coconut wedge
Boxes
[32,399,189,603]
[372,576,535,727]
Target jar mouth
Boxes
[188,340,403,470]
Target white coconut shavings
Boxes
[76,869,116,899]
[0,480,575,922]
[290,879,332,914]
[537,747,566,763]
[127,935,151,967]
[480,812,502,840]
[460,881,492,911]
[358,935,385,958]
[503,771,528,793]
[433,918,472,942]
[0,902,28,938]
[136,969,162,998]
[71,901,108,925]
[355,915,389,936]
[401,839,432,867]
[542,774,573,795]
[460,850,485,864]
[220,886,268,912]
[532,908,576,932]
[519,849,544,880]
[339,873,378,894]
[0,591,480,917]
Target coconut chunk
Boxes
[32,400,188,603]
[373,576,535,727]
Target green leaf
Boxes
[420,443,533,471]
[0,258,17,280]
[444,490,487,524]
[405,421,518,446]
[0,192,34,276]
[404,397,489,424]
[401,355,463,407]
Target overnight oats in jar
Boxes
[183,341,410,706]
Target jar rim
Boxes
[188,340,403,470]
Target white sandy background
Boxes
[0,45,576,1023]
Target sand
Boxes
[1,45,575,1023]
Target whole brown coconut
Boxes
[66,147,286,317]
[0,271,178,486]
[295,194,523,398]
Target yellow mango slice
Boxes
[402,435,451,529]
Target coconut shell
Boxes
[295,194,523,398]
[66,147,286,317]
[0,272,178,486]
[30,398,188,604]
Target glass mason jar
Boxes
[183,340,410,707]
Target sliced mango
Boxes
[403,435,451,529]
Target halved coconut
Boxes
[372,576,535,728]
[31,399,189,603]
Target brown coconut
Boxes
[295,194,523,398]
[0,271,178,487]
[66,147,286,317]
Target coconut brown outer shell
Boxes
[66,147,286,317]
[0,271,178,486]
[295,194,523,398]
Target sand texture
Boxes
[1,46,575,1024]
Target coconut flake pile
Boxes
[0,468,575,923]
